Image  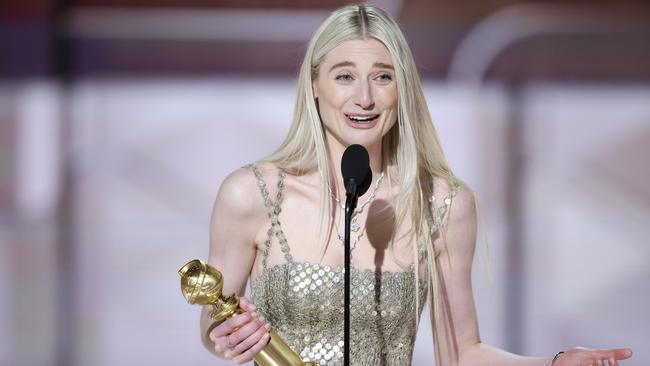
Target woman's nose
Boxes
[353,80,375,110]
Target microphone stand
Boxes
[343,180,358,366]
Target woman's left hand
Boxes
[553,347,633,366]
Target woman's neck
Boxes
[325,138,384,198]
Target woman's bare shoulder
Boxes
[430,176,476,224]
[213,165,261,220]
[213,162,287,216]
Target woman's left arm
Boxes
[430,187,633,366]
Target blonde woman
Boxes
[199,4,633,366]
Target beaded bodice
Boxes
[247,164,458,366]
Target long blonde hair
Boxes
[265,4,462,364]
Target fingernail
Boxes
[264,322,271,330]
[251,311,258,318]
[625,350,632,357]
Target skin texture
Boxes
[199,38,634,365]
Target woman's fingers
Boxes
[610,348,633,360]
[206,296,270,361]
[230,320,271,356]
[558,347,633,366]
[587,348,633,365]
[594,348,633,362]
[232,331,271,364]
[227,313,266,346]
[211,311,252,337]
[239,296,257,312]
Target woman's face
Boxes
[312,38,398,150]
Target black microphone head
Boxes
[357,166,373,197]
[341,144,372,196]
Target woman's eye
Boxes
[335,74,353,81]
[377,73,393,81]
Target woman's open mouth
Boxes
[344,114,380,129]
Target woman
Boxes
[199,4,633,366]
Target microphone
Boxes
[340,144,372,366]
[341,144,372,199]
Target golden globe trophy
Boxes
[178,259,315,366]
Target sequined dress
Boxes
[247,165,457,366]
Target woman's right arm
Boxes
[199,168,271,363]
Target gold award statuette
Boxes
[178,259,315,366]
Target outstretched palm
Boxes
[555,347,633,366]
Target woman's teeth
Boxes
[347,114,379,123]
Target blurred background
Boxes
[1,0,649,365]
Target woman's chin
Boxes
[341,134,382,150]
[324,126,385,151]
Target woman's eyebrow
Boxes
[329,61,395,72]
[374,62,394,70]
[329,61,355,72]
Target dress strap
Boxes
[247,164,294,268]
[418,181,461,257]
[429,183,460,232]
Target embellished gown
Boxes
[247,164,457,366]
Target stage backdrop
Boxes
[1,79,648,366]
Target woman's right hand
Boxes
[209,296,272,364]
